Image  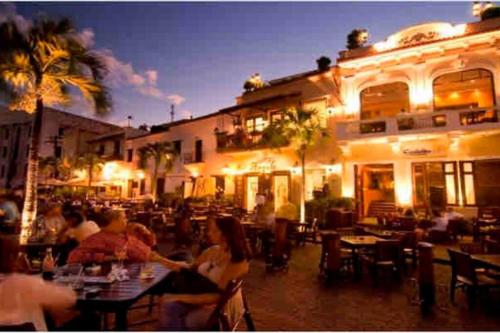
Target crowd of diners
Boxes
[0,198,252,331]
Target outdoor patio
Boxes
[121,240,500,331]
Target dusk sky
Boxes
[2,2,475,127]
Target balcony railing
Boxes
[183,152,203,164]
[336,108,500,141]
[215,130,288,152]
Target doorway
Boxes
[355,164,395,216]
[412,162,446,212]
[246,175,259,212]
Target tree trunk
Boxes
[88,164,93,196]
[151,159,159,202]
[300,151,306,224]
[20,97,44,244]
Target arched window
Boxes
[360,82,410,120]
[433,69,496,111]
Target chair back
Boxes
[459,242,484,254]
[207,279,243,331]
[375,240,402,263]
[448,249,477,284]
[485,239,500,254]
[0,322,36,331]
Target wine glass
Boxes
[114,244,128,269]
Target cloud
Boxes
[1,4,186,106]
[75,28,95,48]
[167,94,186,105]
[0,3,31,32]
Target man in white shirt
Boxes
[64,211,101,243]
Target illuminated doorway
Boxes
[273,173,290,212]
[355,164,395,216]
[412,162,446,212]
[246,175,259,212]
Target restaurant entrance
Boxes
[355,164,395,216]
[242,172,291,212]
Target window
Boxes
[0,165,4,178]
[2,147,7,158]
[444,162,458,205]
[460,161,476,206]
[55,146,62,158]
[58,127,65,137]
[270,111,283,124]
[26,145,30,157]
[114,140,121,156]
[173,140,182,155]
[474,159,500,207]
[4,129,9,139]
[127,149,133,162]
[433,69,495,111]
[195,140,203,163]
[245,116,265,133]
[140,179,146,195]
[98,144,105,155]
[28,126,32,137]
[360,82,410,120]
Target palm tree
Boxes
[138,142,177,201]
[73,153,105,191]
[0,18,112,243]
[264,107,328,223]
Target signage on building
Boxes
[402,148,432,156]
[250,158,276,173]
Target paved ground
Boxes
[126,240,500,331]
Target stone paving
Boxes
[128,241,500,331]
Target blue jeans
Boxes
[158,301,213,331]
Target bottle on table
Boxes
[42,247,55,280]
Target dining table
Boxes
[72,262,170,331]
[341,235,385,278]
[471,254,500,271]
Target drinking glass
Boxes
[114,244,128,269]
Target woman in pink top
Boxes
[68,210,152,264]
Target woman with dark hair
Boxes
[155,216,251,330]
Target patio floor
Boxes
[128,240,500,331]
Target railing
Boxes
[336,108,500,141]
[183,152,203,164]
[215,130,288,152]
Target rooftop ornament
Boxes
[346,29,369,50]
[243,73,267,93]
[373,22,467,52]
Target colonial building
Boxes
[335,17,500,217]
[0,107,120,189]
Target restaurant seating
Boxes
[360,240,402,283]
[392,231,417,269]
[295,218,319,246]
[206,279,255,331]
[459,242,485,254]
[319,231,352,280]
[448,249,500,308]
[485,239,500,254]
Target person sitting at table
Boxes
[155,216,251,331]
[43,203,67,240]
[275,197,298,222]
[127,222,157,248]
[0,192,21,232]
[0,238,78,331]
[67,209,152,264]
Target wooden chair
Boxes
[361,240,402,283]
[0,322,36,331]
[295,218,319,246]
[459,242,485,254]
[206,280,255,331]
[319,231,352,280]
[448,249,500,308]
[393,231,417,269]
[485,239,500,254]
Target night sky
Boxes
[3,2,475,127]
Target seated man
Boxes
[68,209,152,264]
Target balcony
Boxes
[215,129,288,152]
[183,152,203,164]
[336,108,500,141]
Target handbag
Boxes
[155,268,220,295]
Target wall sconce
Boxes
[339,144,351,156]
[390,141,401,154]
